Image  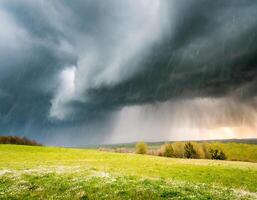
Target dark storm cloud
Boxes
[72,0,257,120]
[0,0,257,144]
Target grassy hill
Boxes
[99,140,257,163]
[0,145,257,199]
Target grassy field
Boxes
[207,142,257,162]
[0,145,257,199]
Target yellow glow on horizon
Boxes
[169,126,257,141]
[205,127,236,139]
[204,126,256,140]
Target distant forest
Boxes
[0,136,42,146]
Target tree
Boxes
[163,143,174,157]
[136,141,147,154]
[209,148,227,160]
[184,142,197,158]
[172,142,185,158]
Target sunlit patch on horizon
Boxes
[109,97,257,144]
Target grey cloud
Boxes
[0,0,257,145]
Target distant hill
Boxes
[0,136,42,146]
[204,138,257,145]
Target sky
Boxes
[0,0,257,146]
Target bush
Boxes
[114,148,130,153]
[201,143,211,159]
[136,141,147,154]
[209,148,227,160]
[147,149,161,156]
[162,143,174,157]
[184,142,198,159]
[157,149,164,156]
[172,142,185,158]
[192,142,208,159]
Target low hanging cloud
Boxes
[0,0,257,145]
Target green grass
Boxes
[0,145,257,199]
[208,142,257,162]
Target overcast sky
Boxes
[0,0,257,146]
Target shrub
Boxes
[136,141,147,154]
[172,142,185,158]
[192,142,208,159]
[162,143,174,157]
[209,148,227,160]
[201,143,211,159]
[115,148,130,153]
[184,142,198,159]
[219,151,227,160]
[147,149,161,156]
[157,149,164,156]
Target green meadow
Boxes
[0,144,257,200]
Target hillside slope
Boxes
[0,145,256,199]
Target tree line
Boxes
[136,141,227,160]
[0,136,42,146]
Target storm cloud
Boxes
[0,0,257,145]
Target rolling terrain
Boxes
[98,140,257,163]
[0,144,257,199]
